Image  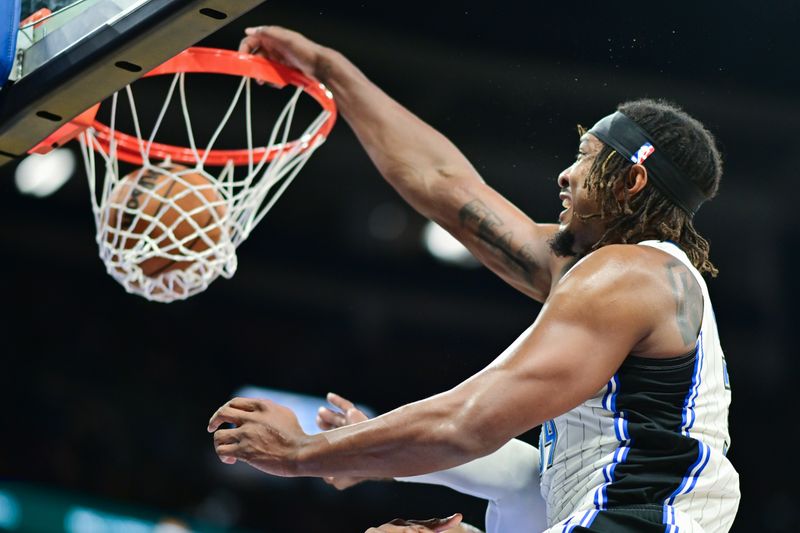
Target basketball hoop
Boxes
[44,47,337,302]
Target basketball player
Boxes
[208,26,741,532]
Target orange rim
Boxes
[36,47,337,166]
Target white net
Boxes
[79,70,332,302]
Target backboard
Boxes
[0,0,268,167]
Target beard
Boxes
[548,228,577,257]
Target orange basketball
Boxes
[104,164,226,277]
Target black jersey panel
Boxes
[603,348,704,507]
[573,505,668,532]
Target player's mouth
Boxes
[559,191,572,222]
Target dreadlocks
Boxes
[581,99,722,276]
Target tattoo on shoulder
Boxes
[458,199,540,282]
[665,259,703,345]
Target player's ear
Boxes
[624,164,648,198]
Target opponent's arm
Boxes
[208,246,657,477]
[317,394,546,532]
[240,26,566,301]
[317,393,540,501]
[397,438,546,533]
[396,438,539,502]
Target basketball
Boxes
[104,164,226,277]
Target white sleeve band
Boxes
[396,438,547,533]
[396,438,538,499]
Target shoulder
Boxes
[534,245,671,361]
[547,244,685,330]
[557,244,671,293]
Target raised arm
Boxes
[240,26,567,301]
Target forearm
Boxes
[296,387,500,479]
[315,50,559,297]
[314,48,483,224]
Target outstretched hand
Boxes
[207,397,306,476]
[365,514,464,533]
[239,25,328,80]
[316,392,377,490]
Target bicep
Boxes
[453,264,650,445]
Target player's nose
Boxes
[557,168,570,189]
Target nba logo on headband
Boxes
[631,142,655,164]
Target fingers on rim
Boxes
[238,36,259,53]
[248,25,292,37]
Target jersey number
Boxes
[539,419,558,475]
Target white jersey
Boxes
[539,241,740,532]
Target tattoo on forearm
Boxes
[458,199,539,281]
[517,243,537,267]
[459,199,503,240]
[494,232,514,253]
[666,260,703,345]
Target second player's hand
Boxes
[365,514,464,533]
[317,392,382,490]
[317,392,369,430]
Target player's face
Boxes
[555,133,606,254]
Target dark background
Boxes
[2,1,798,531]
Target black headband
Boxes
[587,111,706,215]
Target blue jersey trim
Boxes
[662,504,681,532]
[562,509,599,532]
[593,373,631,510]
[666,332,711,505]
[680,334,704,437]
[666,441,711,505]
